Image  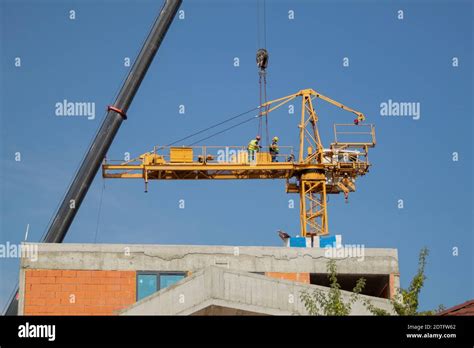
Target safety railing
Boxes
[148,145,295,164]
[333,123,376,147]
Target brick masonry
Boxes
[23,270,136,315]
[265,272,310,283]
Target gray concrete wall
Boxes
[120,266,395,315]
[21,243,399,276]
[17,267,26,315]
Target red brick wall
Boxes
[23,270,136,315]
[389,273,398,299]
[265,272,310,283]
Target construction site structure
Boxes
[102,88,376,237]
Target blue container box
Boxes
[318,235,342,248]
[289,237,307,247]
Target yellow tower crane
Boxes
[102,88,376,237]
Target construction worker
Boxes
[269,136,279,162]
[247,135,261,162]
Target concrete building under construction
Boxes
[18,243,398,315]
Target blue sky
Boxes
[0,0,472,312]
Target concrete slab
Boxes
[119,266,395,315]
[22,243,399,275]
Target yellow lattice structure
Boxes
[103,88,376,237]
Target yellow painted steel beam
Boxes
[102,162,357,173]
[262,88,365,120]
[299,179,329,237]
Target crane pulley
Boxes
[256,48,269,71]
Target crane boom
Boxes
[45,0,182,244]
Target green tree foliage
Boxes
[302,248,440,316]
[393,247,429,315]
[365,247,442,316]
[300,259,366,315]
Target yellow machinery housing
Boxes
[170,147,194,163]
[103,88,376,237]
